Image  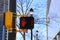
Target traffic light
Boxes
[3,11,16,40]
[4,11,16,32]
[20,17,34,29]
[4,11,13,32]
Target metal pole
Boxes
[8,0,10,11]
[31,29,33,40]
[3,0,5,12]
[30,15,33,40]
[23,32,25,40]
[46,0,51,40]
[30,8,33,40]
[36,30,38,40]
[46,20,48,40]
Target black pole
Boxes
[8,14,16,40]
[30,11,33,40]
[10,0,16,13]
[31,29,33,40]
[23,32,25,40]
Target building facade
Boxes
[53,31,60,40]
[0,0,17,40]
[0,0,8,40]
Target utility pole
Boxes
[46,0,51,40]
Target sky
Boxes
[16,0,60,40]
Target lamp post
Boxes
[23,32,25,40]
[30,8,34,17]
[30,8,34,40]
[36,30,39,40]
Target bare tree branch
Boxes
[25,0,33,14]
[19,0,24,14]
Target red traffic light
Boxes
[20,17,34,29]
[21,19,26,27]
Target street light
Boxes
[30,8,34,40]
[36,30,39,40]
[30,8,34,16]
[36,30,38,34]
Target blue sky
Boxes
[48,0,60,39]
[16,0,60,40]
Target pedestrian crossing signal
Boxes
[4,11,16,32]
[4,11,13,32]
[20,17,34,29]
